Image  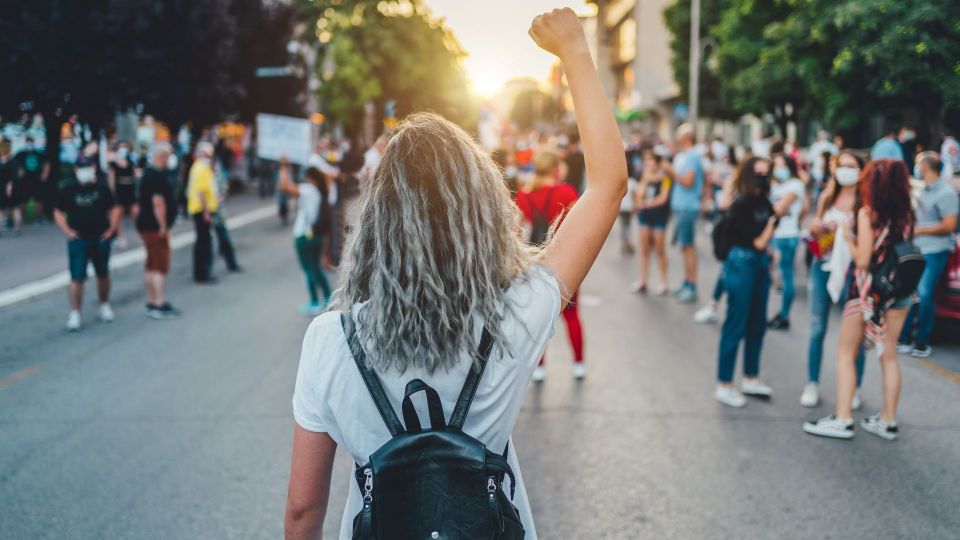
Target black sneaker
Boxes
[768,315,790,330]
[860,414,898,440]
[910,344,932,358]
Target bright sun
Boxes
[465,59,506,97]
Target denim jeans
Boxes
[772,236,799,319]
[717,247,771,383]
[294,235,331,304]
[807,262,865,385]
[899,250,950,347]
[67,237,113,281]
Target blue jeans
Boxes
[899,250,950,346]
[717,247,770,383]
[772,237,799,319]
[807,262,865,385]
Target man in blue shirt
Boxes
[663,123,705,303]
[897,152,958,358]
[870,127,905,161]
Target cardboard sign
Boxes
[256,113,312,165]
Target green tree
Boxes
[299,0,475,135]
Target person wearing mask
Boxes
[278,161,335,316]
[187,142,220,284]
[284,9,626,538]
[807,130,838,188]
[805,160,916,440]
[53,157,121,331]
[108,141,138,249]
[0,141,22,236]
[713,157,777,407]
[633,150,671,294]
[897,152,958,358]
[15,136,49,222]
[662,123,705,303]
[870,126,905,161]
[802,151,866,408]
[136,142,180,320]
[516,149,585,381]
[941,128,959,178]
[898,126,918,168]
[767,154,805,330]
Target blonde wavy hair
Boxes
[333,112,536,374]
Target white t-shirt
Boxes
[362,147,382,182]
[292,266,561,539]
[770,178,805,238]
[292,183,320,238]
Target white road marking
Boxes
[0,204,277,309]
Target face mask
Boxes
[167,154,179,170]
[773,167,790,181]
[903,131,915,141]
[835,167,859,186]
[754,174,770,190]
[118,148,129,160]
[76,167,96,184]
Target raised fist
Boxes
[528,7,588,60]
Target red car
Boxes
[934,237,960,340]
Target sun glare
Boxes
[465,59,506,97]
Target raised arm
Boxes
[529,8,627,302]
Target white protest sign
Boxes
[256,113,312,165]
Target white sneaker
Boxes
[714,385,747,407]
[860,414,899,440]
[693,304,718,324]
[896,341,914,354]
[741,378,773,397]
[531,366,546,383]
[97,303,115,323]
[571,363,586,380]
[66,310,81,332]
[803,415,855,439]
[800,383,819,407]
[851,390,863,411]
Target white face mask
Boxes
[76,167,96,184]
[835,167,859,186]
[166,154,178,170]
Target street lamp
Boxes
[688,0,718,128]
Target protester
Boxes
[805,160,916,440]
[870,126,905,161]
[803,151,866,408]
[284,10,626,538]
[359,133,386,184]
[108,141,138,248]
[941,128,959,178]
[516,149,585,381]
[15,136,48,222]
[564,132,586,193]
[136,142,180,320]
[187,142,220,284]
[618,175,637,255]
[633,150,671,294]
[277,161,334,316]
[898,126,917,168]
[768,153,805,330]
[807,130,838,188]
[662,123,705,303]
[0,140,22,235]
[53,157,120,331]
[897,152,958,358]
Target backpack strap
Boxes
[340,311,405,437]
[533,186,557,222]
[448,327,495,430]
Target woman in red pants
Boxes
[516,149,585,381]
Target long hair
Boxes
[822,151,864,212]
[734,157,770,198]
[333,112,535,374]
[856,159,914,239]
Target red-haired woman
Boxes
[804,160,916,440]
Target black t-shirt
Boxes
[16,150,44,182]
[0,158,17,188]
[110,159,137,186]
[136,167,176,232]
[56,182,116,240]
[728,195,775,250]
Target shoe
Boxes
[741,378,773,398]
[228,265,244,273]
[656,284,668,296]
[851,390,863,411]
[571,362,586,380]
[896,341,914,354]
[800,383,819,407]
[531,366,546,383]
[195,276,218,285]
[910,344,932,358]
[767,315,790,330]
[693,304,718,324]
[714,385,747,407]
[860,414,899,441]
[66,310,81,332]
[676,286,697,304]
[148,303,181,320]
[803,415,855,439]
[97,303,115,323]
[299,302,324,316]
[632,280,647,294]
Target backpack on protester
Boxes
[710,209,735,261]
[528,187,556,246]
[871,226,925,307]
[311,190,334,238]
[341,313,525,540]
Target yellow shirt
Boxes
[187,160,219,215]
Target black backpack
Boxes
[311,189,334,238]
[528,188,556,245]
[711,209,734,261]
[872,239,925,304]
[341,313,525,540]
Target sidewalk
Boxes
[0,192,278,293]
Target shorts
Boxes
[638,212,668,231]
[116,183,136,213]
[890,294,916,310]
[672,210,699,247]
[140,231,171,274]
[68,237,113,281]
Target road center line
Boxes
[0,365,42,390]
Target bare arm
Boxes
[850,207,874,270]
[662,162,696,188]
[284,426,337,540]
[753,217,777,251]
[916,215,957,236]
[152,194,168,234]
[53,209,78,239]
[773,192,798,217]
[277,161,301,198]
[529,8,627,303]
[103,205,122,240]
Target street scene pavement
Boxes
[2,211,958,539]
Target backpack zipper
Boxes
[487,476,497,502]
[363,469,374,506]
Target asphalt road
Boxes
[1,214,958,539]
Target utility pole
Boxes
[688,0,701,127]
